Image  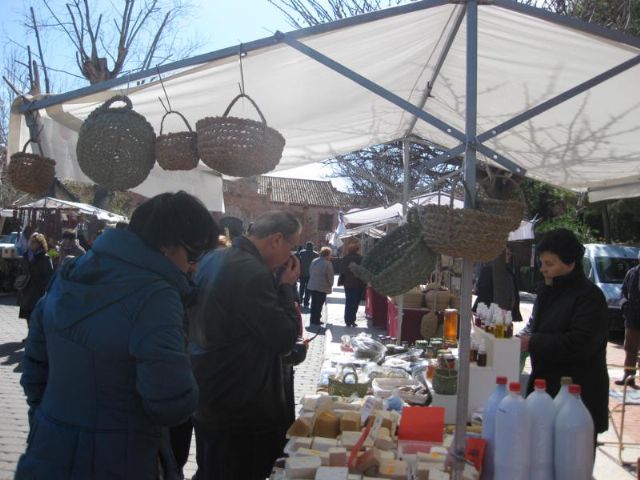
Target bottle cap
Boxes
[560,376,573,385]
[496,376,508,385]
[509,382,520,393]
[569,384,581,395]
[534,379,546,389]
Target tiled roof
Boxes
[225,176,349,208]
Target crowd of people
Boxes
[11,189,623,478]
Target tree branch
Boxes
[30,7,50,93]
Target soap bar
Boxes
[297,448,330,466]
[427,468,450,480]
[340,411,362,432]
[340,431,373,450]
[373,448,394,463]
[313,437,339,452]
[286,455,322,478]
[371,410,394,432]
[374,428,394,451]
[287,416,314,438]
[328,447,348,467]
[354,449,379,474]
[286,436,313,454]
[315,466,349,480]
[315,411,341,438]
[377,459,408,479]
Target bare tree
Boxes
[268,0,412,28]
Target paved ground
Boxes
[0,285,638,479]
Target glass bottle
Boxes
[477,340,487,367]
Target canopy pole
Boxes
[395,137,412,345]
[453,0,477,478]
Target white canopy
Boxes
[343,191,464,225]
[17,197,128,224]
[7,0,640,209]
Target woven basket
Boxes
[155,110,199,171]
[8,141,56,194]
[77,95,156,190]
[196,93,285,177]
[350,208,437,297]
[432,368,458,395]
[328,366,370,397]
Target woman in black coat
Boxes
[17,232,54,327]
[341,241,366,327]
[519,229,609,438]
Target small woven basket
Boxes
[196,93,285,177]
[77,95,156,190]
[328,366,370,397]
[432,368,458,395]
[8,140,56,194]
[155,110,199,171]
[350,208,437,297]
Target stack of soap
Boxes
[315,411,341,438]
[340,411,361,432]
[285,456,322,478]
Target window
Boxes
[318,213,333,231]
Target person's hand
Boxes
[279,255,300,285]
[519,335,530,352]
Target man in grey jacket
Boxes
[307,247,334,325]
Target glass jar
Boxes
[444,308,458,344]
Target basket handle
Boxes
[159,110,193,135]
[222,93,267,125]
[342,365,359,384]
[100,95,133,111]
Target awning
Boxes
[343,191,463,225]
[7,0,640,207]
[17,197,128,224]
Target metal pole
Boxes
[453,1,477,478]
[395,138,412,345]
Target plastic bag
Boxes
[350,333,387,363]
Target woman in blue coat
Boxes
[17,191,219,480]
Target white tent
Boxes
[7,1,640,476]
[8,0,640,208]
[17,197,128,224]
[343,191,464,225]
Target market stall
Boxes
[7,1,640,477]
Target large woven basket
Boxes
[8,141,56,194]
[420,182,526,262]
[77,95,156,190]
[350,209,437,297]
[196,93,285,177]
[155,110,199,171]
[432,368,457,395]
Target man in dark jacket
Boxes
[189,211,301,480]
[297,241,318,307]
[616,258,640,387]
[520,229,609,451]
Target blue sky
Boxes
[1,0,347,187]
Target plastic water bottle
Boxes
[481,376,508,480]
[526,379,554,480]
[554,384,594,480]
[494,382,530,480]
[552,376,572,416]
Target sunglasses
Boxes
[179,241,207,264]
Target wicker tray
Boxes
[196,93,285,177]
[328,366,370,397]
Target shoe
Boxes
[614,376,637,388]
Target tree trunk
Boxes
[601,203,611,243]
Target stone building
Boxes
[222,176,354,247]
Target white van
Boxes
[582,243,640,331]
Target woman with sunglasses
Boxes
[17,191,219,480]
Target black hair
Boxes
[305,241,313,249]
[536,228,585,268]
[129,191,220,252]
[218,216,244,239]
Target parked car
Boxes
[582,243,640,331]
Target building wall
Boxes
[221,179,339,248]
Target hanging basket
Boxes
[8,140,56,195]
[196,93,285,177]
[350,208,438,297]
[155,110,199,171]
[419,182,526,263]
[76,95,156,190]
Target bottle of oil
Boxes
[494,312,505,339]
[477,340,487,367]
